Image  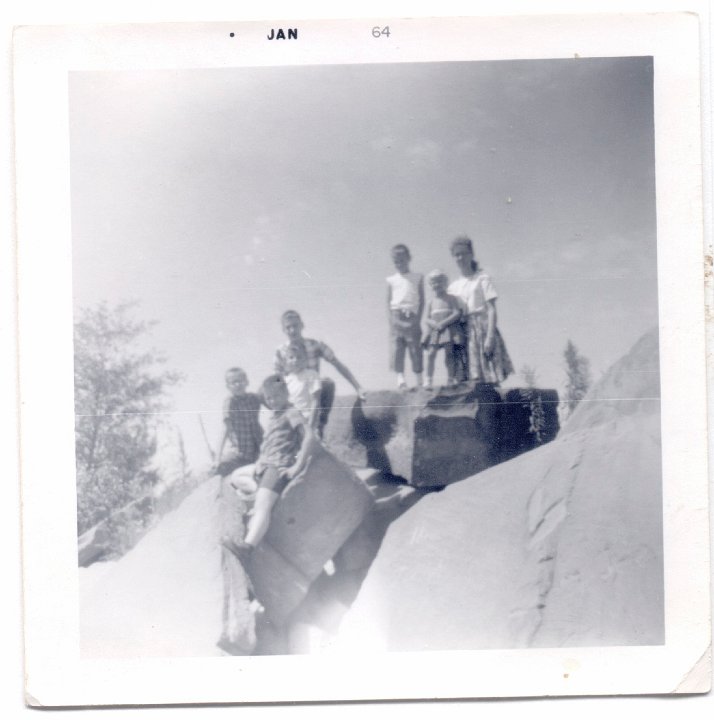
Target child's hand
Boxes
[484,336,495,360]
[280,466,293,481]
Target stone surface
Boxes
[325,389,427,478]
[412,383,502,487]
[326,329,663,653]
[326,384,559,487]
[217,475,257,654]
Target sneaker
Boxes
[397,381,407,391]
[424,380,433,391]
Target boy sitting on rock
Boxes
[222,374,318,565]
[213,367,263,477]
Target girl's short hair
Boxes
[450,235,479,271]
[281,309,302,323]
[226,367,247,378]
[427,269,448,284]
[450,235,474,254]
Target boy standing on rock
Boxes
[274,310,367,436]
[386,244,424,390]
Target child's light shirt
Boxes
[448,271,498,315]
[428,294,460,323]
[387,271,423,313]
[285,368,322,420]
[275,338,336,374]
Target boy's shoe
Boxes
[397,381,408,391]
[424,380,433,391]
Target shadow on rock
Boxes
[286,475,431,648]
[349,397,398,474]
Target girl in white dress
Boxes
[447,236,513,384]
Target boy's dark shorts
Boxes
[256,465,290,495]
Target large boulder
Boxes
[324,329,663,653]
[248,445,375,627]
[79,477,237,658]
[325,384,559,487]
[217,473,258,655]
[411,383,502,486]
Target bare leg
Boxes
[425,347,438,389]
[244,487,280,547]
[443,342,455,384]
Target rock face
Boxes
[325,384,559,487]
[79,331,661,658]
[218,474,258,655]
[326,329,663,652]
[80,477,231,658]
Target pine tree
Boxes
[563,340,591,414]
[73,302,181,534]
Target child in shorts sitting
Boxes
[221,374,318,564]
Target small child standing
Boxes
[422,270,467,389]
[282,341,322,432]
[213,367,263,477]
[386,244,424,390]
[221,374,317,564]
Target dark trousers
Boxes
[318,377,336,437]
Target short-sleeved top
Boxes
[274,337,336,375]
[387,271,423,313]
[223,392,263,462]
[448,271,498,315]
[285,368,322,419]
[255,406,305,473]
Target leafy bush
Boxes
[74,302,180,535]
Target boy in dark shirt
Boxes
[213,367,263,477]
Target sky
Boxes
[69,57,658,464]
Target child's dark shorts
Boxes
[255,464,290,495]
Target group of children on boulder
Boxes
[216,235,513,567]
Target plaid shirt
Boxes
[274,337,336,375]
[223,392,263,462]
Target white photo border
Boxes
[14,12,710,705]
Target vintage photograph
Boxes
[13,9,710,706]
[69,56,664,658]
